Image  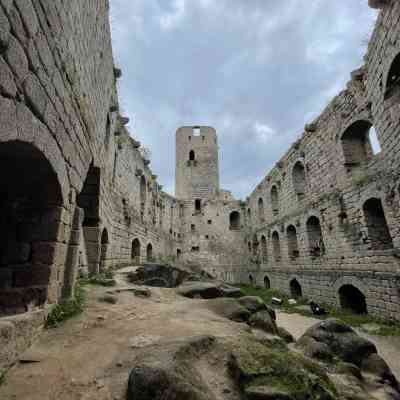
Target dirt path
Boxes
[277,311,400,380]
[1,273,400,400]
[0,278,246,400]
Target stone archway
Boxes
[0,141,64,316]
[338,284,367,314]
[146,243,153,262]
[264,275,271,290]
[290,279,302,299]
[132,239,141,264]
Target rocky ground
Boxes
[0,265,399,400]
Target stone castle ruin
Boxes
[0,0,400,372]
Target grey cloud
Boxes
[110,0,377,199]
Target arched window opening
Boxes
[307,216,325,257]
[363,198,393,250]
[248,242,251,252]
[339,285,367,314]
[384,53,400,102]
[229,211,241,230]
[194,199,202,214]
[272,231,281,262]
[189,150,195,161]
[131,238,141,263]
[0,141,63,316]
[271,186,279,216]
[249,274,254,286]
[258,197,265,222]
[341,121,376,171]
[99,229,109,272]
[177,249,182,259]
[287,225,299,259]
[146,243,153,262]
[290,279,302,299]
[247,208,251,223]
[264,276,271,290]
[293,162,306,199]
[261,235,267,263]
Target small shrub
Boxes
[46,283,86,328]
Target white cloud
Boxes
[254,122,276,143]
[158,0,186,31]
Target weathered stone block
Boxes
[4,35,28,82]
[0,96,17,142]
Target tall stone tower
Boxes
[175,126,220,200]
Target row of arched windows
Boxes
[250,197,393,263]
[253,121,384,224]
[131,238,154,262]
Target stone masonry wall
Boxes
[0,0,180,371]
[217,0,400,322]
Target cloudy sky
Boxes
[109,1,377,200]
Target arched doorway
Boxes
[264,276,271,290]
[77,164,101,274]
[229,211,241,230]
[249,274,254,286]
[131,238,141,264]
[0,141,63,315]
[363,198,393,250]
[99,229,109,272]
[146,243,153,262]
[290,279,302,299]
[339,285,367,314]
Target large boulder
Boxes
[248,310,278,335]
[297,319,377,366]
[361,353,398,386]
[219,284,243,298]
[129,263,190,287]
[127,335,216,400]
[128,364,208,400]
[178,282,223,299]
[204,298,251,322]
[238,296,276,320]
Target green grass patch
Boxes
[231,335,338,400]
[0,370,6,386]
[237,284,308,308]
[237,285,400,337]
[46,282,86,328]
